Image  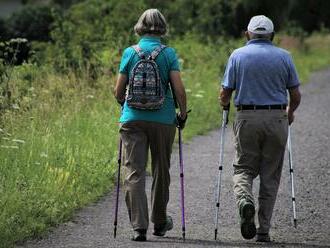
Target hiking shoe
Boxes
[132,229,147,241]
[256,233,271,242]
[153,216,173,236]
[239,201,256,240]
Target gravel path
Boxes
[18,69,330,248]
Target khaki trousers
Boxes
[119,121,176,230]
[232,110,288,234]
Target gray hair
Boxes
[134,9,167,36]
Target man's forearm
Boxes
[219,88,233,106]
[288,87,301,113]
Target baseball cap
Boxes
[247,15,274,34]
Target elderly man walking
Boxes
[219,15,301,242]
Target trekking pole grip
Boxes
[222,103,230,125]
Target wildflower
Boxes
[40,152,48,158]
[186,89,192,93]
[12,104,20,110]
[86,95,94,99]
[2,137,10,141]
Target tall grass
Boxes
[1,34,330,247]
[0,68,121,247]
[291,34,330,83]
[170,35,241,138]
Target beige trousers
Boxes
[232,110,288,234]
[119,121,176,230]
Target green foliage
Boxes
[6,4,56,41]
[152,0,237,38]
[51,0,83,8]
[48,0,146,75]
[23,0,83,8]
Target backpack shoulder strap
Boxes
[132,45,145,59]
[150,45,167,60]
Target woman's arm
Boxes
[114,73,128,105]
[170,71,187,119]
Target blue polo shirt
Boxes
[119,36,180,124]
[222,39,300,106]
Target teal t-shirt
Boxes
[119,36,180,125]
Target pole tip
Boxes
[114,227,117,239]
[294,219,297,228]
[183,232,185,242]
[214,229,218,240]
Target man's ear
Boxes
[245,31,250,41]
[270,32,275,41]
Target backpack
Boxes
[126,44,167,110]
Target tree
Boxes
[6,4,56,41]
[0,18,8,41]
[289,0,330,33]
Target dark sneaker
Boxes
[239,201,256,240]
[153,216,173,236]
[132,229,147,241]
[256,233,271,242]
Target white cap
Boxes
[247,15,274,34]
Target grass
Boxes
[1,33,330,247]
[0,70,121,247]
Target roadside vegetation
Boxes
[1,0,330,247]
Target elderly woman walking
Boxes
[114,9,187,241]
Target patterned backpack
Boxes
[126,44,167,110]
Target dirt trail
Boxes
[18,69,330,248]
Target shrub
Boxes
[48,0,145,76]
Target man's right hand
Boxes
[288,110,294,125]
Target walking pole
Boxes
[214,105,229,240]
[113,138,122,238]
[178,126,186,241]
[287,125,297,228]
